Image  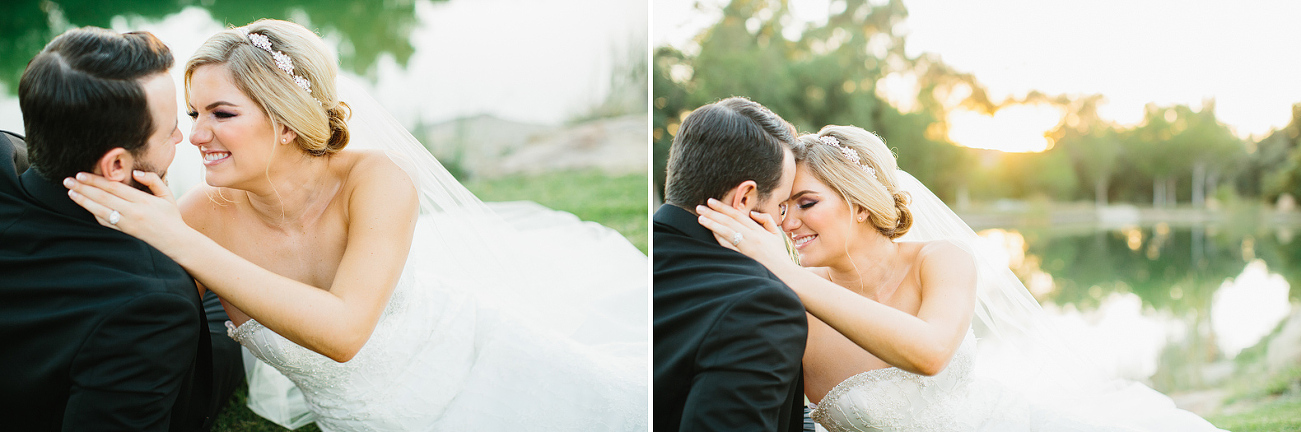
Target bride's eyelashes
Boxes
[186,109,237,119]
[798,200,818,210]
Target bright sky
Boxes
[655,0,1301,152]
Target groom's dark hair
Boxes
[19,27,173,181]
[664,96,796,209]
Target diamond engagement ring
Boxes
[730,232,743,246]
[108,210,121,225]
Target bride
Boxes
[63,19,646,431]
[695,125,1224,431]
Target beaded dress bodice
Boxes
[810,329,987,432]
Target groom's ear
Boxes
[726,180,760,211]
[93,147,134,183]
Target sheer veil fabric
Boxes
[206,77,648,428]
[886,171,1221,430]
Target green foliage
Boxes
[1258,105,1301,202]
[652,0,976,202]
[0,0,429,91]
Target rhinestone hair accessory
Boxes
[240,28,314,97]
[819,135,877,179]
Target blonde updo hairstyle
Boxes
[185,19,349,156]
[791,125,912,239]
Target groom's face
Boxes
[752,148,797,220]
[126,73,182,191]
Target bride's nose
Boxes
[781,213,800,232]
[189,122,212,147]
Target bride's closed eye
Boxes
[187,110,237,119]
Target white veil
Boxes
[893,171,1222,430]
[240,77,648,428]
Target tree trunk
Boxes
[1095,178,1108,207]
[1168,177,1178,207]
[1193,162,1206,208]
[1160,176,1170,208]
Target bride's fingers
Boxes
[704,198,751,221]
[711,233,741,252]
[65,188,122,231]
[695,213,728,245]
[64,177,133,215]
[70,172,149,203]
[749,211,781,235]
[696,205,749,236]
[132,170,173,202]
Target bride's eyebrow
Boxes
[204,101,237,110]
[789,190,817,200]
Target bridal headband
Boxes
[239,28,316,100]
[820,135,877,179]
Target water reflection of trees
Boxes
[1022,225,1299,392]
[1022,226,1301,312]
[0,0,433,92]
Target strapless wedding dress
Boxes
[227,203,648,431]
[810,329,1224,432]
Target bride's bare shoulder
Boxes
[177,183,241,234]
[335,149,417,206]
[913,240,975,275]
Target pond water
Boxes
[0,0,647,189]
[979,221,1299,393]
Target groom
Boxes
[0,27,237,431]
[654,97,807,431]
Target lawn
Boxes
[1205,364,1301,431]
[211,169,648,431]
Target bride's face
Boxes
[781,163,857,268]
[186,64,290,189]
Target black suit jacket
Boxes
[0,132,213,431]
[653,204,808,432]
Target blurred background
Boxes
[655,0,1300,429]
[1,0,646,430]
[0,0,649,253]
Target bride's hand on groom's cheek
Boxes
[696,198,788,267]
[63,170,186,248]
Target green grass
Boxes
[211,385,318,432]
[1205,365,1301,431]
[1207,397,1301,431]
[212,169,648,431]
[465,169,649,253]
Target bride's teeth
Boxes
[204,152,230,162]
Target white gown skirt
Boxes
[236,201,648,431]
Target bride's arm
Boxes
[66,165,418,363]
[767,242,975,375]
[696,199,976,376]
